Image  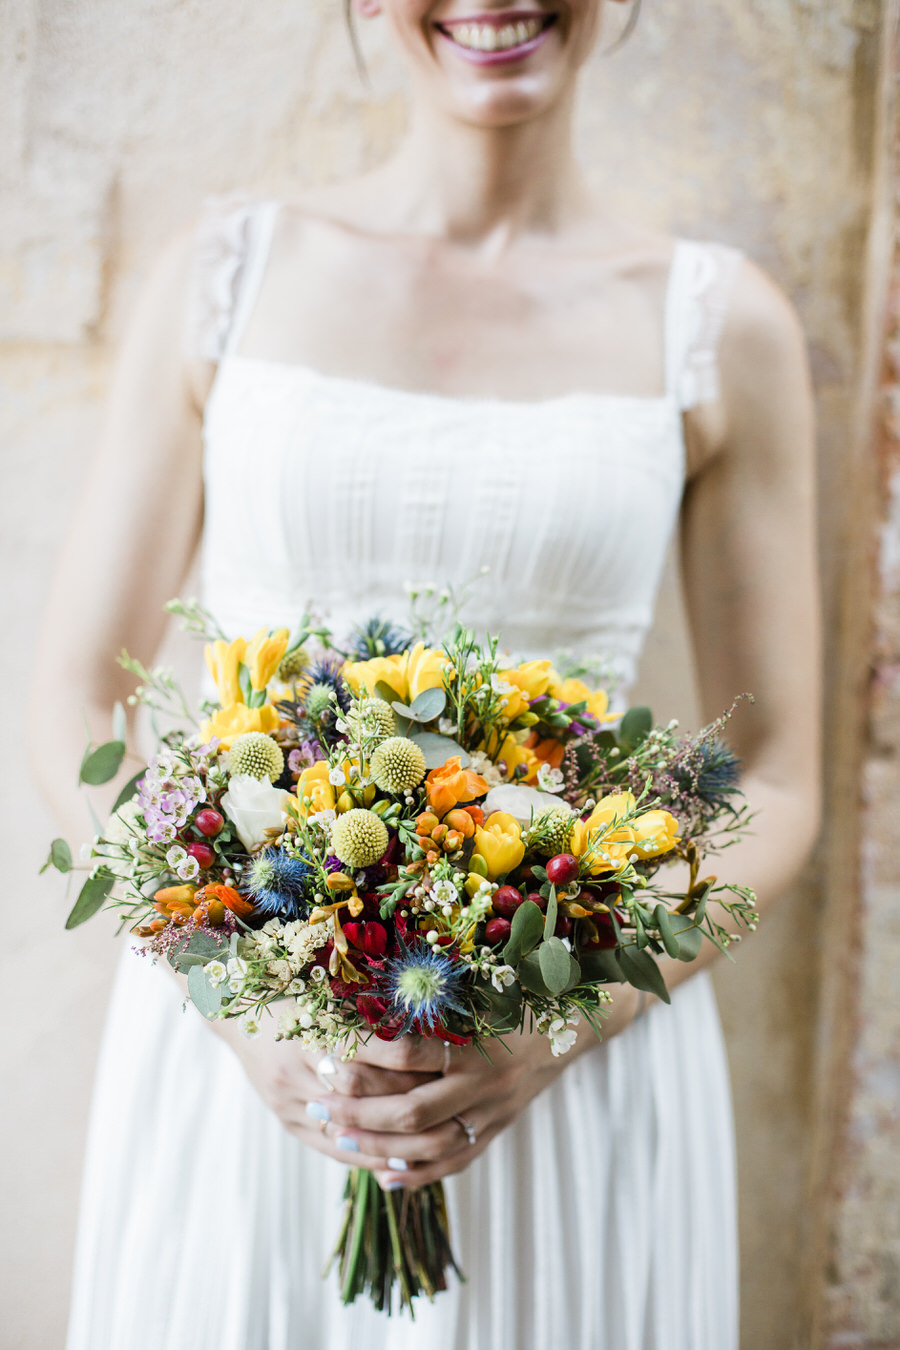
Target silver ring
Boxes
[454,1113,477,1147]
[316,1054,339,1092]
[442,1041,451,1074]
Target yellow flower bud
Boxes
[472,811,525,880]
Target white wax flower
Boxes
[220,773,293,851]
[204,960,228,988]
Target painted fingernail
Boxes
[384,1180,405,1191]
[387,1157,408,1171]
[306,1101,330,1123]
[337,1136,359,1152]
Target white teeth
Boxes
[448,17,543,52]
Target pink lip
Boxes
[435,16,555,66]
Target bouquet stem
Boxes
[328,1167,462,1315]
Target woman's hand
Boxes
[225,1016,441,1171]
[310,985,641,1190]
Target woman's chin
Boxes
[438,73,567,129]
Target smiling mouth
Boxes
[435,12,557,56]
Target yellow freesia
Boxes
[548,673,616,724]
[205,637,248,707]
[405,643,448,703]
[496,660,553,720]
[342,654,408,701]
[630,809,680,859]
[570,792,637,876]
[245,626,290,690]
[472,811,525,880]
[296,760,337,820]
[493,731,541,784]
[200,701,279,749]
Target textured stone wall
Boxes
[2,2,890,1347]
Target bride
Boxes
[38,1,820,1346]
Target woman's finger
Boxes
[305,1067,491,1138]
[318,1053,439,1100]
[351,1035,449,1075]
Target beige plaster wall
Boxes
[2,3,887,1347]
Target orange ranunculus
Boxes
[405,642,450,703]
[630,809,680,859]
[205,636,248,707]
[472,812,526,880]
[296,759,337,820]
[526,733,566,770]
[342,654,408,701]
[195,882,254,920]
[570,792,638,876]
[425,756,489,818]
[548,673,616,724]
[200,701,280,749]
[245,626,290,691]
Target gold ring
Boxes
[320,1118,328,1136]
[454,1113,477,1147]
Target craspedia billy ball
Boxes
[227,732,285,782]
[346,697,396,744]
[330,809,390,869]
[276,645,309,682]
[370,736,427,795]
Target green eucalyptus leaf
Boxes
[172,932,227,972]
[409,687,446,722]
[187,963,223,1018]
[374,680,403,705]
[476,977,523,1031]
[578,948,625,984]
[41,838,72,875]
[65,872,114,929]
[517,951,553,997]
[619,705,653,750]
[668,913,704,961]
[539,936,573,995]
[616,945,671,1004]
[502,899,544,965]
[111,769,146,813]
[80,740,126,786]
[543,884,558,942]
[408,732,470,769]
[654,903,681,959]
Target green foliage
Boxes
[171,932,226,972]
[408,731,470,769]
[79,740,126,786]
[111,769,145,813]
[501,900,544,966]
[65,873,115,929]
[187,962,224,1018]
[615,945,671,1003]
[40,839,72,875]
[618,705,653,750]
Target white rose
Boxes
[482,783,564,828]
[221,773,293,851]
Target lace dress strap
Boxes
[664,239,744,409]
[187,195,280,361]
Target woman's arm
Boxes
[30,229,207,838]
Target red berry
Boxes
[554,914,573,939]
[492,885,523,919]
[186,841,215,870]
[484,917,512,946]
[527,890,547,912]
[546,854,579,886]
[194,808,224,837]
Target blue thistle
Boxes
[672,737,742,812]
[301,653,351,711]
[246,847,314,921]
[349,615,412,660]
[384,944,470,1034]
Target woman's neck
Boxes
[370,92,593,248]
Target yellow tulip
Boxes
[405,642,449,703]
[631,810,680,859]
[472,811,526,880]
[296,760,336,820]
[200,701,279,749]
[205,637,248,707]
[245,626,290,690]
[342,654,408,701]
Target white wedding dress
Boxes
[66,199,742,1350]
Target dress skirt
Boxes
[66,947,738,1350]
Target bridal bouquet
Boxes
[47,597,756,1314]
